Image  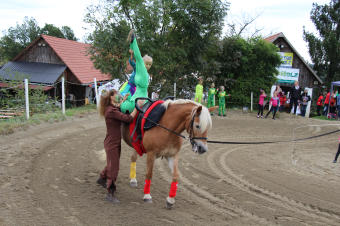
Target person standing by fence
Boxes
[257,89,266,118]
[97,89,137,203]
[323,91,331,116]
[194,77,204,104]
[218,86,229,117]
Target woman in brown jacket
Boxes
[97,89,137,203]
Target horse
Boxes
[122,99,216,209]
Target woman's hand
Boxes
[130,108,138,118]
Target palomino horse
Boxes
[122,99,216,208]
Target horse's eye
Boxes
[196,125,200,129]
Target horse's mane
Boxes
[162,99,212,132]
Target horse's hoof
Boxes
[143,194,152,203]
[144,198,153,203]
[166,201,173,209]
[166,197,175,209]
[130,179,137,187]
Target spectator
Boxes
[289,81,302,115]
[279,91,286,112]
[330,91,336,114]
[257,89,266,118]
[265,91,279,120]
[336,90,340,119]
[300,89,311,117]
[323,91,331,116]
[316,92,324,116]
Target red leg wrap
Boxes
[169,181,178,198]
[144,179,151,194]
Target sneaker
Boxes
[333,160,337,163]
[223,114,226,117]
[272,118,275,120]
[261,116,263,118]
[257,115,260,118]
[218,114,221,116]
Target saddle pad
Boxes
[129,100,165,156]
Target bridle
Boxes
[186,107,208,146]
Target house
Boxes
[264,32,323,117]
[0,35,111,104]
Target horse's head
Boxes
[187,105,217,154]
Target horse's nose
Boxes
[196,140,208,154]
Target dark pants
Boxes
[330,106,336,114]
[257,104,264,116]
[279,105,285,112]
[301,105,307,117]
[265,106,278,119]
[317,105,322,116]
[290,98,299,114]
[338,106,340,118]
[334,144,340,162]
[100,143,121,192]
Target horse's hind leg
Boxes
[166,154,179,209]
[129,152,138,187]
[143,152,155,203]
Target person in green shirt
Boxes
[218,86,230,117]
[194,77,203,104]
[208,83,217,115]
[120,30,153,113]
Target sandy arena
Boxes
[1,110,340,225]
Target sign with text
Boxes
[279,52,293,67]
[277,67,299,83]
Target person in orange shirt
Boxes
[323,92,331,116]
[316,92,324,116]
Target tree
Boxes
[303,0,340,86]
[0,17,78,63]
[85,0,229,97]
[216,36,281,106]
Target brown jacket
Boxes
[104,105,133,149]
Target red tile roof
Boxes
[264,32,283,43]
[41,35,111,84]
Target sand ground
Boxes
[0,110,340,225]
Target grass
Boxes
[0,104,98,135]
[311,115,338,121]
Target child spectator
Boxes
[300,89,311,117]
[316,92,324,116]
[218,86,230,117]
[257,89,266,118]
[265,91,279,120]
[279,91,286,112]
[194,77,204,104]
[333,136,340,163]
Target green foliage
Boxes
[0,17,78,63]
[85,0,229,97]
[216,36,281,106]
[303,0,340,86]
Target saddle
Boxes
[129,97,173,156]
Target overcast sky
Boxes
[0,0,331,62]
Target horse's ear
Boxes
[196,106,202,116]
[208,106,218,112]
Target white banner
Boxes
[277,67,299,83]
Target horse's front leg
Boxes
[143,152,155,203]
[129,152,138,187]
[166,153,179,209]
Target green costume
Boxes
[195,84,203,103]
[120,37,149,113]
[218,91,227,116]
[208,88,217,108]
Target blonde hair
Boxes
[99,89,117,117]
[143,54,153,63]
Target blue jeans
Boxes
[301,105,307,117]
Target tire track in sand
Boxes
[207,145,340,225]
